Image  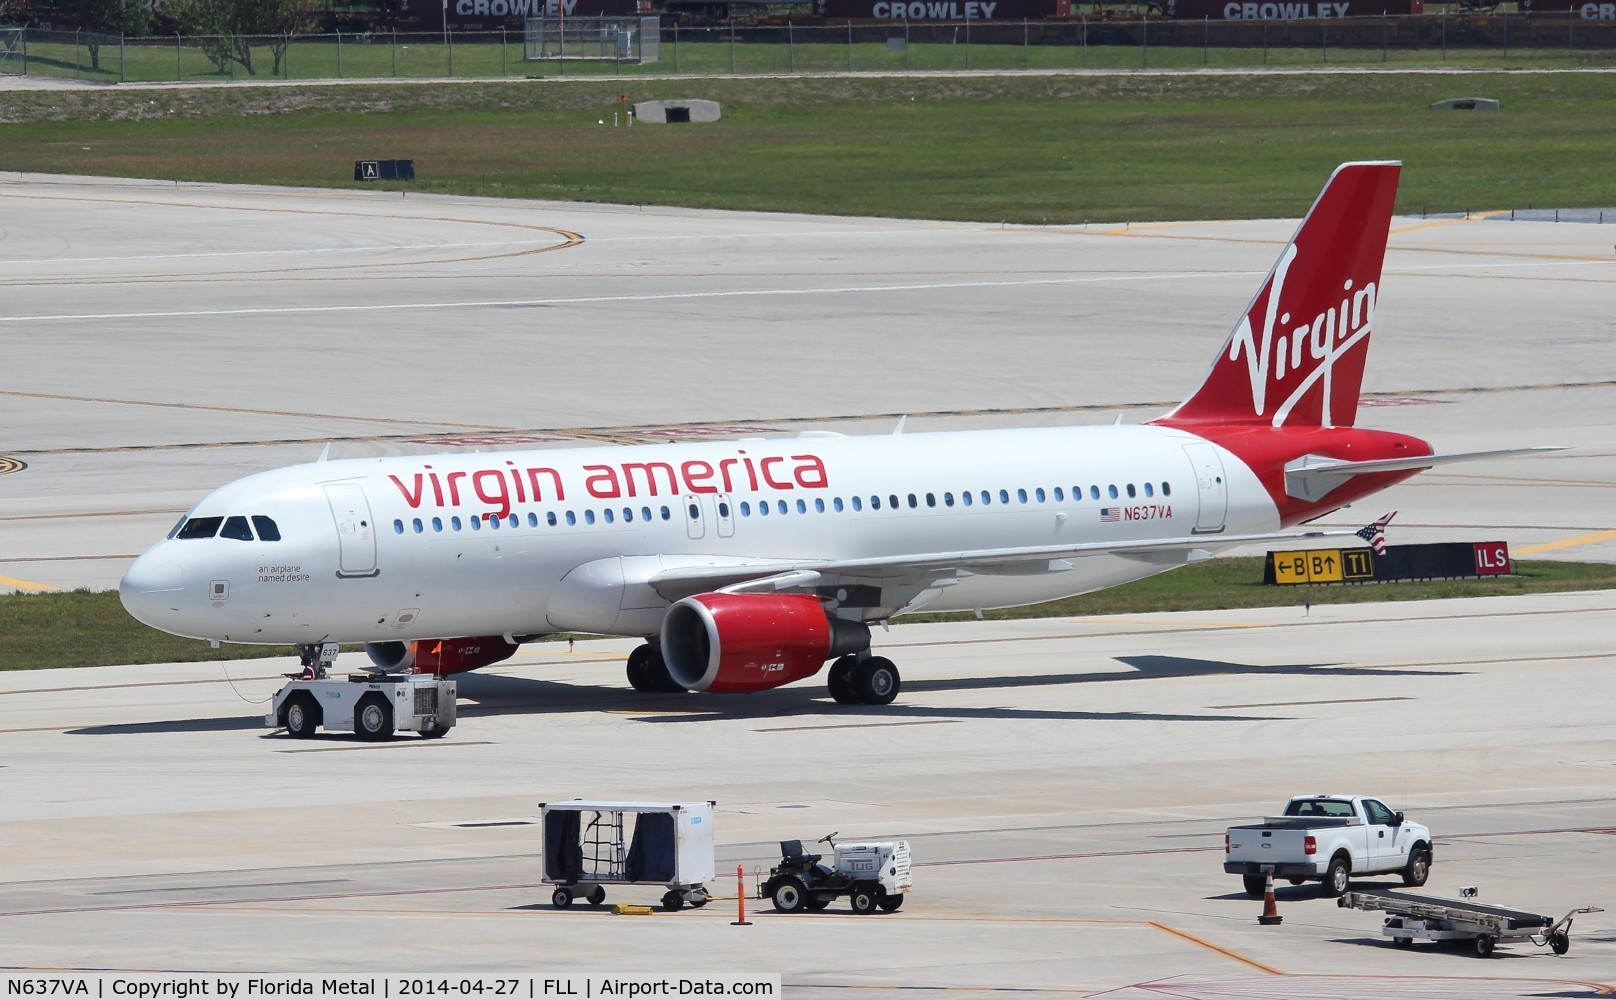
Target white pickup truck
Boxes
[1224,794,1432,898]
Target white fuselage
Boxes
[120,422,1274,647]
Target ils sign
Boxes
[1272,547,1375,584]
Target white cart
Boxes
[540,800,716,911]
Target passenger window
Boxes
[1126,483,1137,498]
[779,500,789,515]
[1053,487,1063,502]
[251,515,281,541]
[688,503,700,520]
[489,514,501,529]
[602,509,614,524]
[1162,481,1172,497]
[759,501,770,517]
[998,489,1009,504]
[718,502,730,519]
[660,506,671,521]
[565,511,576,526]
[833,498,844,512]
[926,493,936,508]
[1108,485,1119,499]
[452,516,463,531]
[852,496,863,511]
[815,498,825,513]
[1144,483,1154,498]
[980,490,990,505]
[527,513,538,527]
[740,501,751,517]
[177,516,224,540]
[221,515,253,541]
[1017,489,1028,504]
[391,519,404,535]
[509,514,519,528]
[889,495,899,510]
[547,512,558,527]
[585,510,596,525]
[470,516,482,531]
[433,517,444,532]
[943,493,953,507]
[1035,488,1046,503]
[412,518,424,534]
[641,506,652,521]
[871,496,881,510]
[621,507,634,522]
[796,499,806,514]
[1090,485,1100,500]
[907,494,918,509]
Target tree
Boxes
[58,0,154,71]
[161,0,312,76]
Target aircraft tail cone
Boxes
[1257,870,1284,926]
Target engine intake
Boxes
[661,593,871,693]
[365,635,520,676]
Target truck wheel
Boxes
[421,723,450,740]
[1242,874,1267,899]
[1394,935,1414,948]
[1402,846,1431,887]
[850,887,879,914]
[805,896,830,911]
[283,693,320,739]
[1473,934,1495,958]
[1324,856,1351,897]
[771,877,808,914]
[661,890,684,912]
[354,694,393,741]
[551,887,574,909]
[877,893,904,912]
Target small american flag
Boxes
[1355,511,1396,554]
[1100,507,1121,523]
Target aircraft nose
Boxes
[119,553,184,630]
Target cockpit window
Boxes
[167,514,189,539]
[176,516,224,540]
[221,516,253,541]
[252,515,281,542]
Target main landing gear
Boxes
[626,643,684,693]
[827,654,900,706]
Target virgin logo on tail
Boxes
[1157,161,1400,431]
[1228,244,1377,427]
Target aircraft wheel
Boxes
[283,693,321,739]
[627,645,657,692]
[354,694,393,741]
[851,657,900,705]
[827,655,859,704]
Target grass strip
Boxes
[6,558,1612,671]
[3,74,1615,223]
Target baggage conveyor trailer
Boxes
[1338,888,1601,957]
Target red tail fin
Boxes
[1156,162,1400,430]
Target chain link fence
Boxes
[5,16,1614,83]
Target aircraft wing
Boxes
[644,528,1352,607]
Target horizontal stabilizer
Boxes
[1285,446,1566,502]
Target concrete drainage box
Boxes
[633,100,721,124]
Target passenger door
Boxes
[324,483,378,578]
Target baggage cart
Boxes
[540,800,715,911]
[1339,888,1601,957]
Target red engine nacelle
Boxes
[660,593,871,694]
[365,636,520,676]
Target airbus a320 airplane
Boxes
[120,162,1545,705]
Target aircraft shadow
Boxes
[64,652,1461,735]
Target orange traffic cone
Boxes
[1257,870,1283,926]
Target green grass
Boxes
[4,74,1616,223]
[5,559,1613,670]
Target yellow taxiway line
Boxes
[1514,528,1616,555]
